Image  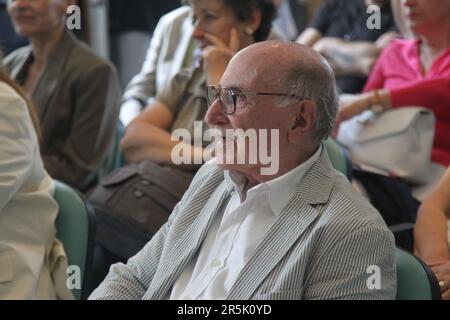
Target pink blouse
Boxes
[364,39,450,166]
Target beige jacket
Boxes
[0,82,72,300]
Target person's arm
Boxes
[415,167,450,300]
[296,0,334,46]
[119,10,167,126]
[338,77,450,126]
[121,100,204,167]
[43,63,121,191]
[120,101,177,164]
[89,196,180,299]
[333,88,391,135]
[88,162,215,299]
[311,32,398,77]
[296,27,323,47]
[0,89,33,212]
[390,77,450,110]
[414,167,450,264]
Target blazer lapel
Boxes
[31,31,74,121]
[8,46,33,82]
[227,151,336,299]
[146,173,232,299]
[173,17,194,71]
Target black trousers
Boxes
[353,170,420,252]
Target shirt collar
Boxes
[223,144,323,217]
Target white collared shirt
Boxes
[169,145,323,300]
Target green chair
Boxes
[54,181,95,300]
[101,120,125,176]
[324,138,352,180]
[395,248,441,300]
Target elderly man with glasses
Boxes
[90,41,396,300]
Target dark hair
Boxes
[223,0,276,42]
[183,0,277,42]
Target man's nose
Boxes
[205,98,229,127]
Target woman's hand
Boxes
[431,260,450,300]
[332,90,392,138]
[202,28,240,86]
[331,93,372,138]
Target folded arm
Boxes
[298,28,397,77]
[414,167,450,264]
[121,101,203,167]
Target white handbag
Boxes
[337,107,435,184]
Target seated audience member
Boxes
[390,0,413,39]
[90,41,396,300]
[414,166,450,300]
[272,0,322,41]
[0,65,72,300]
[88,0,276,293]
[119,1,286,126]
[108,0,181,88]
[119,5,194,126]
[335,0,449,250]
[3,0,121,192]
[0,0,28,54]
[297,0,398,93]
[121,0,276,166]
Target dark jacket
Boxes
[4,31,121,192]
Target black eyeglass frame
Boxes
[206,85,308,115]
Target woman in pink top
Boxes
[336,0,450,297]
[337,0,450,167]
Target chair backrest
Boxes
[54,181,95,300]
[395,248,441,300]
[324,138,352,180]
[101,120,125,176]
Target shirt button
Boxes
[133,190,144,198]
[211,258,221,267]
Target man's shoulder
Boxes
[319,171,390,237]
[190,159,223,186]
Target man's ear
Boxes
[287,100,316,143]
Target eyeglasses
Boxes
[206,85,307,115]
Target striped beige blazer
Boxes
[90,148,397,300]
